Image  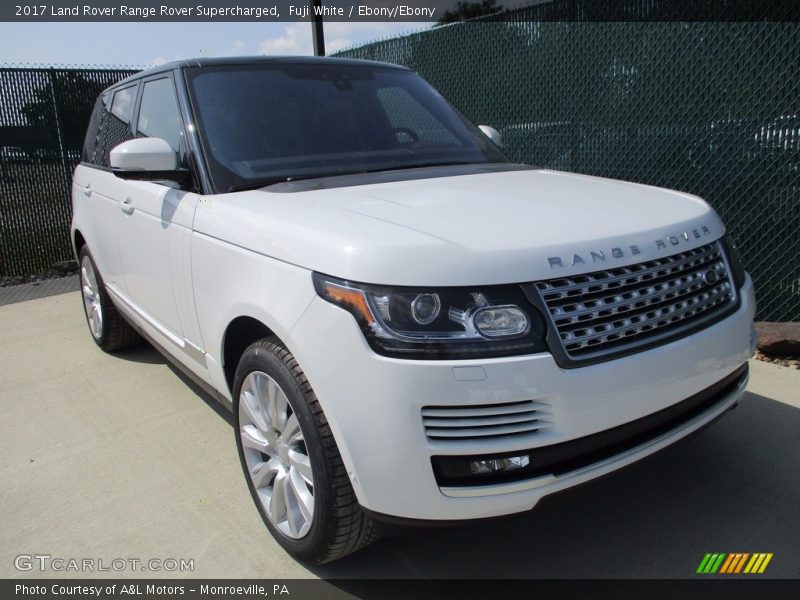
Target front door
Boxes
[115,73,204,369]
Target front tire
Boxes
[233,338,378,563]
[78,247,140,352]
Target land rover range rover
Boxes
[72,57,756,563]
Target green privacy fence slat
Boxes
[337,18,800,323]
[0,67,139,279]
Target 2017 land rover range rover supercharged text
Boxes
[71,57,756,563]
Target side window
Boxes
[110,86,136,123]
[83,84,137,167]
[377,87,460,146]
[82,92,109,164]
[136,78,183,155]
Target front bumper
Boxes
[287,275,755,521]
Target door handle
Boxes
[119,197,134,215]
[80,183,92,197]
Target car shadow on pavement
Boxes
[113,343,170,365]
[311,392,800,580]
[116,342,234,426]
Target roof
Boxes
[109,55,410,89]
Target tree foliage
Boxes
[20,72,106,158]
[437,0,504,24]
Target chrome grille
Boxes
[422,400,551,441]
[536,241,735,359]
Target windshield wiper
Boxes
[369,161,476,174]
[226,162,480,192]
[227,171,362,192]
[226,177,298,192]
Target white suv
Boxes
[71,57,756,563]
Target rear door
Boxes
[74,83,138,287]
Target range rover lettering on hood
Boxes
[547,226,713,269]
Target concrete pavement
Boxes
[1,291,798,579]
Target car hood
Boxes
[193,168,724,286]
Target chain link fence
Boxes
[0,66,138,278]
[338,18,800,322]
[1,20,798,321]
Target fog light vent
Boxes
[422,400,551,441]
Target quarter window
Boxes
[110,86,135,123]
[83,83,137,167]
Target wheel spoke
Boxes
[250,457,280,489]
[239,386,270,433]
[252,372,269,406]
[288,449,313,483]
[283,474,303,537]
[268,470,288,525]
[288,465,314,523]
[266,379,288,432]
[282,413,302,445]
[90,305,101,337]
[240,424,276,455]
[82,261,97,290]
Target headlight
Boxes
[313,273,547,359]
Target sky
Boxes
[0,21,430,67]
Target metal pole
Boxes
[47,69,73,208]
[311,0,325,56]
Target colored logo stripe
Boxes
[744,553,773,574]
[719,553,749,573]
[697,552,773,574]
[718,554,736,573]
[697,553,726,573]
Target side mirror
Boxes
[111,137,177,171]
[478,125,502,147]
[110,138,192,187]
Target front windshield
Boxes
[185,62,509,192]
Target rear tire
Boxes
[78,246,140,352]
[233,338,378,564]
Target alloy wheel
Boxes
[238,370,315,539]
[80,255,103,340]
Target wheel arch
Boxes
[73,229,87,257]
[222,315,279,395]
